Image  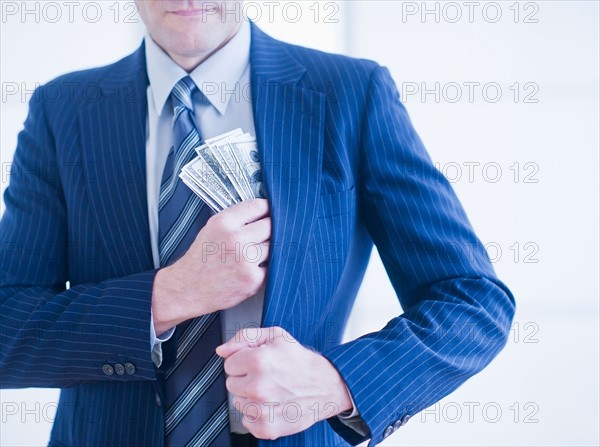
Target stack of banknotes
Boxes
[179,128,266,212]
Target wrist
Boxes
[316,353,353,416]
[152,264,217,336]
[152,266,184,336]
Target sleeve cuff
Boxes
[150,309,175,367]
[338,385,360,419]
[336,385,369,437]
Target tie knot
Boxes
[171,76,197,111]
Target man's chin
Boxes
[160,31,217,53]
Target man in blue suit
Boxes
[0,2,515,446]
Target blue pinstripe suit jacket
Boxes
[0,24,515,447]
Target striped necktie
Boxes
[159,76,231,447]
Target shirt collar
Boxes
[145,20,251,116]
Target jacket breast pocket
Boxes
[318,186,356,218]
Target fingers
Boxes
[220,199,270,227]
[257,242,269,267]
[239,216,271,265]
[225,375,251,398]
[217,326,285,358]
[243,216,271,244]
[240,241,269,268]
[223,348,254,376]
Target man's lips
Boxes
[169,8,215,17]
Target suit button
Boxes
[124,362,136,375]
[155,393,162,408]
[402,414,411,425]
[393,419,402,430]
[114,363,125,375]
[383,425,394,438]
[102,364,114,376]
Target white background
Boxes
[1,1,598,446]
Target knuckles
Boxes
[238,265,266,291]
[252,425,280,441]
[270,326,290,341]
[205,213,229,232]
[243,416,281,441]
[245,198,270,215]
[246,381,270,403]
[246,349,270,374]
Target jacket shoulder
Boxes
[33,45,145,114]
[284,41,381,87]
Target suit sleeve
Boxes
[0,88,158,389]
[322,66,516,446]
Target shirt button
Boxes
[102,364,114,376]
[383,425,394,438]
[114,363,125,375]
[124,362,136,375]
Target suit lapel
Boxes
[250,25,326,329]
[78,44,154,275]
[77,30,326,327]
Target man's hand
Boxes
[216,327,353,440]
[152,199,270,335]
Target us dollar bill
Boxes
[180,128,265,211]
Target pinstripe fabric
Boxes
[158,77,207,267]
[159,77,230,447]
[0,23,515,447]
